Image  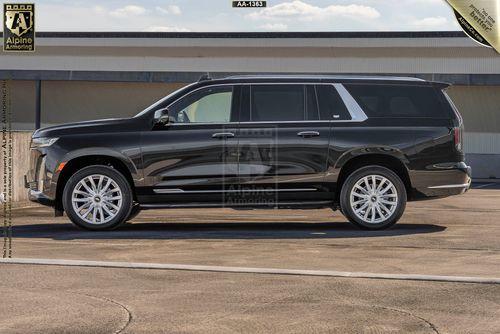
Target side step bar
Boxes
[140,200,333,210]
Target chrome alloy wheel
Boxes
[71,174,123,225]
[349,175,398,224]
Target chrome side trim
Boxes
[153,188,318,194]
[169,120,332,126]
[154,188,184,194]
[333,83,368,122]
[427,183,470,189]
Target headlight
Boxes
[30,137,59,148]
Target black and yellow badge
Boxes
[232,1,266,8]
[3,3,35,52]
[446,0,499,53]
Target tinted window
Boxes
[316,85,351,120]
[306,85,319,120]
[251,85,305,122]
[240,85,250,122]
[169,86,233,123]
[345,84,448,118]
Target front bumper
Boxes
[410,162,471,199]
[24,150,58,207]
[28,189,55,206]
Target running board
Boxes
[140,201,333,210]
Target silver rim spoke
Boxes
[97,175,104,193]
[102,203,114,216]
[81,181,95,196]
[350,174,398,224]
[102,178,112,193]
[354,185,369,195]
[71,174,123,225]
[73,198,91,203]
[81,203,93,218]
[73,190,91,197]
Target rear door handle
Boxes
[297,131,320,138]
[212,132,235,139]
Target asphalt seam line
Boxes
[74,292,133,334]
[1,258,500,285]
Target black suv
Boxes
[26,75,471,230]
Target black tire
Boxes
[62,165,133,231]
[127,203,141,221]
[340,165,407,230]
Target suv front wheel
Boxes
[340,166,407,230]
[63,165,133,230]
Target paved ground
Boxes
[2,265,500,334]
[1,184,500,333]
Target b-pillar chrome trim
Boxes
[333,84,368,122]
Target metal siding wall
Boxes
[40,81,184,126]
[446,86,500,133]
[0,132,32,203]
[8,80,36,130]
[2,55,500,74]
[445,86,500,178]
[0,35,498,74]
[464,133,500,154]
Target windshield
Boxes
[134,83,196,118]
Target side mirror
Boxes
[154,107,172,125]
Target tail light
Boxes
[454,127,463,151]
[442,91,464,152]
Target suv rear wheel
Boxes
[340,165,407,230]
[63,165,133,230]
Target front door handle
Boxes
[212,132,235,139]
[297,131,320,138]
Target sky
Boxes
[10,0,460,32]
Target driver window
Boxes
[169,86,233,123]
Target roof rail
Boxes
[223,74,425,82]
[198,73,212,82]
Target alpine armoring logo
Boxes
[3,3,35,52]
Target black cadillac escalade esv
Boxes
[25,75,471,230]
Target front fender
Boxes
[61,147,139,177]
[48,146,143,199]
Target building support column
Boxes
[35,80,41,130]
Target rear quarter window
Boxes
[316,85,351,120]
[344,84,450,119]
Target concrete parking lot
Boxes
[1,183,500,333]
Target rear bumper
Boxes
[410,162,471,199]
